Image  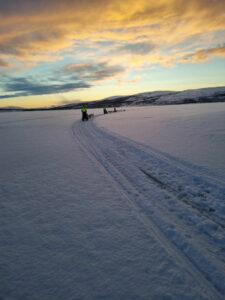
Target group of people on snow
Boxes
[81,106,117,121]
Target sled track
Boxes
[90,122,225,231]
[72,119,225,299]
[139,168,225,230]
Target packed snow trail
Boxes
[72,116,225,299]
[0,111,225,299]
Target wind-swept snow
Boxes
[0,107,225,299]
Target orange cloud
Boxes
[117,79,139,86]
[63,61,125,82]
[0,0,224,69]
[180,45,225,63]
[0,58,11,67]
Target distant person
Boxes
[81,107,88,121]
[103,107,108,114]
[114,107,117,112]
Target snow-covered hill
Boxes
[119,86,225,106]
[57,86,225,109]
[1,86,225,111]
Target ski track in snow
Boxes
[72,116,225,299]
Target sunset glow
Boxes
[0,0,225,108]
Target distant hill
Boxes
[0,106,25,112]
[52,86,225,110]
[1,86,225,111]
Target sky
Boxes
[0,0,225,108]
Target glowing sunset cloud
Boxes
[0,0,225,107]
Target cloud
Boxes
[117,79,139,86]
[0,29,72,63]
[63,62,125,81]
[0,76,90,99]
[0,58,11,67]
[0,0,224,78]
[118,42,155,55]
[0,0,224,107]
[57,99,82,106]
[180,45,225,63]
[0,60,124,100]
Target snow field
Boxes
[96,103,225,178]
[84,117,225,296]
[0,106,225,299]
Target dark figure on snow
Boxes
[81,107,88,121]
[114,107,117,112]
[103,107,108,114]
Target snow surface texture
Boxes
[97,103,225,179]
[0,107,225,300]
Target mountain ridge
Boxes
[52,86,225,110]
[1,86,225,111]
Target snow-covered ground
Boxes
[0,105,225,299]
[97,103,225,179]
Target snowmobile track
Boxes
[139,168,225,230]
[72,119,225,299]
[91,120,225,230]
